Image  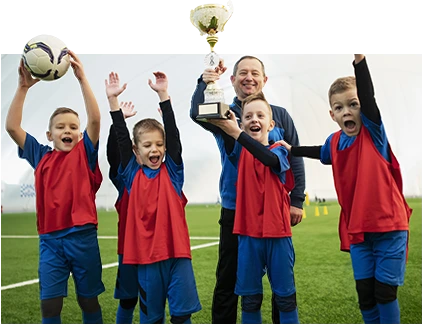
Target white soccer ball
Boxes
[22,35,70,81]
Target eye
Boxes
[334,105,342,111]
[253,72,260,77]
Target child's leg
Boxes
[267,237,299,324]
[241,294,263,324]
[234,236,266,324]
[114,255,138,324]
[374,231,407,324]
[77,296,103,324]
[167,258,202,324]
[138,262,167,324]
[350,239,379,324]
[64,228,105,324]
[41,297,64,324]
[39,238,70,324]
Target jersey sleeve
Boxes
[83,129,99,172]
[18,133,51,169]
[320,134,334,165]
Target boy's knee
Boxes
[356,278,377,310]
[170,314,191,324]
[374,279,398,304]
[274,292,297,312]
[41,297,64,318]
[120,297,138,310]
[77,296,100,313]
[241,294,263,312]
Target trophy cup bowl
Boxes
[191,2,233,120]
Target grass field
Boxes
[1,199,421,324]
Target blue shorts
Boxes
[38,228,105,300]
[350,230,407,286]
[138,258,202,323]
[235,236,296,297]
[114,254,138,300]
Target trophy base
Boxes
[196,102,230,121]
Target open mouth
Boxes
[250,126,261,133]
[62,137,72,144]
[344,120,356,131]
[149,156,160,164]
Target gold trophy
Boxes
[191,1,233,119]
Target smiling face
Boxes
[133,119,165,170]
[241,97,275,145]
[231,57,268,100]
[329,88,362,136]
[46,111,82,152]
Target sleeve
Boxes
[291,146,322,159]
[236,132,280,169]
[18,133,51,169]
[118,155,139,194]
[161,99,182,165]
[110,110,133,169]
[354,57,381,124]
[269,145,290,176]
[320,134,334,165]
[189,74,226,135]
[106,124,120,180]
[165,155,184,196]
[82,130,99,172]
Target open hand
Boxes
[105,72,127,99]
[68,50,86,82]
[120,101,137,119]
[18,59,40,89]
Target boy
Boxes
[279,54,411,324]
[5,52,104,324]
[106,71,201,324]
[208,92,299,324]
[190,55,305,324]
[105,99,139,324]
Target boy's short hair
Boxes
[49,107,79,130]
[233,55,266,77]
[241,92,273,120]
[133,118,165,145]
[328,76,356,105]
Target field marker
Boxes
[1,241,219,291]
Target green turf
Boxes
[1,199,421,324]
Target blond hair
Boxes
[133,118,165,145]
[241,92,273,120]
[328,76,356,105]
[49,107,79,130]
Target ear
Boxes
[263,75,268,85]
[132,144,139,155]
[239,121,244,130]
[230,75,235,85]
[268,119,275,132]
[46,131,53,142]
[78,132,83,140]
[329,109,336,121]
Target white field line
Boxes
[2,235,219,240]
[1,241,219,291]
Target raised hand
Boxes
[105,72,127,99]
[18,59,40,89]
[148,71,168,93]
[68,50,86,82]
[120,101,137,119]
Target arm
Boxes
[105,72,133,169]
[107,102,137,178]
[68,51,101,145]
[353,54,381,124]
[5,59,40,149]
[147,72,183,165]
[209,111,280,168]
[277,139,322,159]
[190,60,228,135]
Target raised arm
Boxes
[107,101,137,178]
[5,59,40,149]
[148,72,182,165]
[68,50,101,145]
[353,54,381,124]
[190,59,228,134]
[105,72,133,169]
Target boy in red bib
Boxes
[6,53,104,324]
[208,92,299,324]
[280,54,412,324]
[106,71,201,324]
